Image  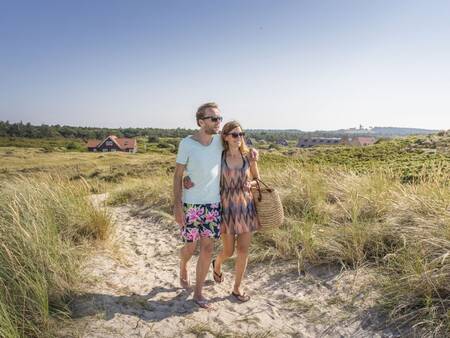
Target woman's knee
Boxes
[236,242,250,257]
[222,247,235,258]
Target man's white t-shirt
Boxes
[176,134,223,204]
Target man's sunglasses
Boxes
[200,116,223,122]
[226,132,246,138]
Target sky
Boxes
[0,0,449,131]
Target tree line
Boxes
[1,120,399,142]
[0,121,196,140]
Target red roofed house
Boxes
[341,136,376,146]
[87,135,137,153]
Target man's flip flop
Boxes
[231,291,250,302]
[194,298,214,310]
[211,259,224,283]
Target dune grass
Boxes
[250,163,449,335]
[1,133,448,336]
[0,175,112,338]
[108,155,449,335]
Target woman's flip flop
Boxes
[231,291,250,302]
[211,259,224,283]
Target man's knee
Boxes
[200,241,214,255]
[181,243,196,256]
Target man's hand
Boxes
[183,176,194,189]
[174,204,185,228]
[249,148,259,162]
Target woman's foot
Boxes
[212,259,224,283]
[231,290,250,302]
[193,296,214,310]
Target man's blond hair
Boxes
[196,102,219,127]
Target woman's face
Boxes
[225,127,243,148]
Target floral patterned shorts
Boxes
[181,203,221,242]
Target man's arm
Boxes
[173,163,186,227]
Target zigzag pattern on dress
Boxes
[220,151,261,235]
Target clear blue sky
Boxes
[1,0,449,130]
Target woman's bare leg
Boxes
[213,233,235,275]
[233,232,252,294]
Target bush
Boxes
[157,142,175,150]
[147,135,160,143]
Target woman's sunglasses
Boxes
[201,116,223,122]
[226,132,246,138]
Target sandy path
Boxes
[58,195,400,338]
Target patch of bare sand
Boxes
[58,195,402,337]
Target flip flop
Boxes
[211,259,224,283]
[194,298,214,310]
[231,291,250,302]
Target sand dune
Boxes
[57,194,401,337]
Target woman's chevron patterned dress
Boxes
[220,152,261,235]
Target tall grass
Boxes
[0,175,112,338]
[252,164,449,335]
[107,175,172,214]
[100,140,449,335]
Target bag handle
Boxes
[254,179,262,202]
[255,178,273,191]
[253,178,273,202]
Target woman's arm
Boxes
[246,155,260,189]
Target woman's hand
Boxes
[244,180,256,192]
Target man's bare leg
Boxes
[180,242,196,288]
[193,237,214,306]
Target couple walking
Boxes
[173,102,261,309]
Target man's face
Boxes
[199,108,222,134]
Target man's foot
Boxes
[180,276,190,289]
[231,291,250,302]
[212,259,224,283]
[193,296,214,310]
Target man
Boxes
[173,102,224,309]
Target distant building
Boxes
[297,137,341,148]
[276,139,289,146]
[341,136,376,146]
[87,135,137,153]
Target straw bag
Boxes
[251,179,284,228]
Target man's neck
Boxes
[193,129,214,146]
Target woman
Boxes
[211,120,261,302]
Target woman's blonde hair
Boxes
[221,120,249,154]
